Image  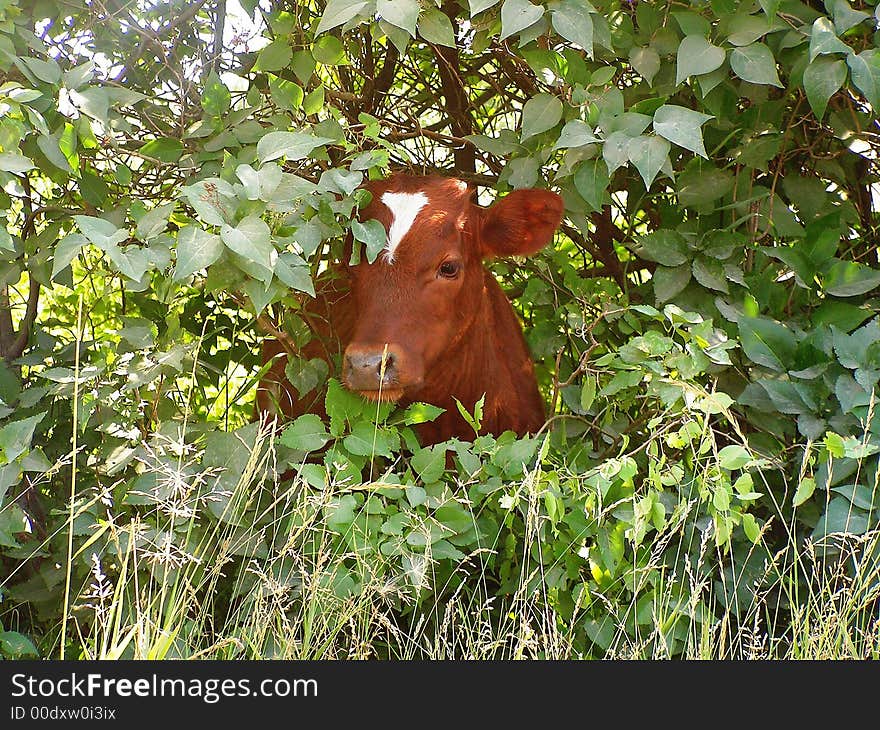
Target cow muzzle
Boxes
[343,344,407,402]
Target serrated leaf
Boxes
[500,0,544,41]
[520,93,563,141]
[653,264,691,301]
[279,414,331,452]
[633,230,689,265]
[692,255,729,293]
[730,42,783,87]
[653,104,713,158]
[676,35,726,85]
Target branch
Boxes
[431,3,475,174]
[3,276,40,363]
[590,206,627,290]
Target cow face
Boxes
[342,174,563,402]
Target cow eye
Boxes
[438,260,462,279]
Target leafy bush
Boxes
[1,0,880,659]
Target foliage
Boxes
[1,0,880,658]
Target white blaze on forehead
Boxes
[380,191,428,262]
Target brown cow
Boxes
[256,173,564,445]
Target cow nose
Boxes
[343,347,399,390]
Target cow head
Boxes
[341,174,564,402]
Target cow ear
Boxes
[477,188,564,258]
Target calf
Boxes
[256,173,564,444]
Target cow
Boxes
[255,173,564,445]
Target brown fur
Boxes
[255,173,564,445]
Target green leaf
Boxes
[675,35,726,85]
[256,131,334,163]
[221,216,274,281]
[520,93,563,141]
[0,631,38,659]
[554,119,599,149]
[419,7,456,46]
[275,254,315,296]
[718,445,751,470]
[629,46,660,86]
[632,230,689,265]
[279,414,331,452]
[270,77,304,111]
[37,134,71,172]
[469,0,501,13]
[823,260,880,297]
[377,0,419,36]
[602,131,631,174]
[315,0,370,35]
[399,402,445,425]
[573,158,609,210]
[140,137,183,162]
[201,72,231,116]
[303,86,325,115]
[692,255,729,293]
[18,57,61,84]
[500,0,544,41]
[809,17,851,62]
[730,42,783,87]
[793,477,816,507]
[627,135,669,189]
[847,50,880,112]
[344,422,394,457]
[653,265,692,302]
[312,35,346,65]
[738,316,797,371]
[0,152,35,173]
[803,57,846,119]
[412,445,447,484]
[811,496,870,540]
[552,1,594,56]
[831,0,870,34]
[137,202,175,240]
[652,104,713,158]
[351,218,387,263]
[174,226,223,280]
[0,415,43,464]
[52,233,87,279]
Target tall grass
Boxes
[49,420,878,661]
